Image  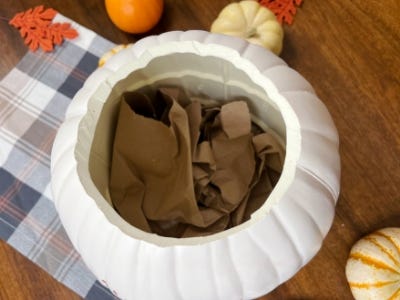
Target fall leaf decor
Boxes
[9,5,78,52]
[259,0,303,25]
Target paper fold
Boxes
[109,87,284,238]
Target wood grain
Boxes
[0,240,81,300]
[1,0,399,299]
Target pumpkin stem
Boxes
[246,28,258,38]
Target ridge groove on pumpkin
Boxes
[179,30,207,43]
[53,158,75,208]
[254,5,270,28]
[375,231,400,259]
[241,43,285,71]
[129,37,158,58]
[65,89,90,119]
[263,67,315,93]
[238,2,249,32]
[296,167,337,206]
[75,207,105,272]
[247,229,281,282]
[71,199,95,251]
[298,131,340,189]
[157,32,180,44]
[211,240,243,298]
[301,129,339,153]
[271,208,305,263]
[388,286,400,300]
[163,248,183,300]
[365,236,400,269]
[50,116,81,162]
[349,280,399,288]
[282,90,338,142]
[350,252,400,276]
[172,248,185,300]
[208,244,221,299]
[146,243,155,300]
[83,68,113,94]
[226,237,245,298]
[202,32,248,55]
[132,240,144,299]
[209,244,223,300]
[103,228,119,285]
[297,117,338,145]
[126,44,139,59]
[290,197,324,240]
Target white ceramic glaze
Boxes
[50,30,340,300]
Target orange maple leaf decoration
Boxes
[9,5,78,52]
[259,0,303,25]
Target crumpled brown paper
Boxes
[109,87,285,238]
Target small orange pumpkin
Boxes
[105,0,164,34]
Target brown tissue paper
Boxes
[109,87,285,238]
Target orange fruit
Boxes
[105,0,164,34]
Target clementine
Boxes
[105,0,164,34]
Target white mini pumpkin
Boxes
[211,0,284,55]
[346,227,400,300]
[98,44,129,67]
[50,30,340,300]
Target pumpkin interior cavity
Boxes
[77,48,290,245]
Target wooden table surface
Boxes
[1,0,399,299]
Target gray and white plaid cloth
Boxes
[0,14,119,299]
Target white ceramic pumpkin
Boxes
[210,0,284,55]
[50,30,340,300]
[346,227,400,300]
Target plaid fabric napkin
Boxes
[0,14,119,299]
